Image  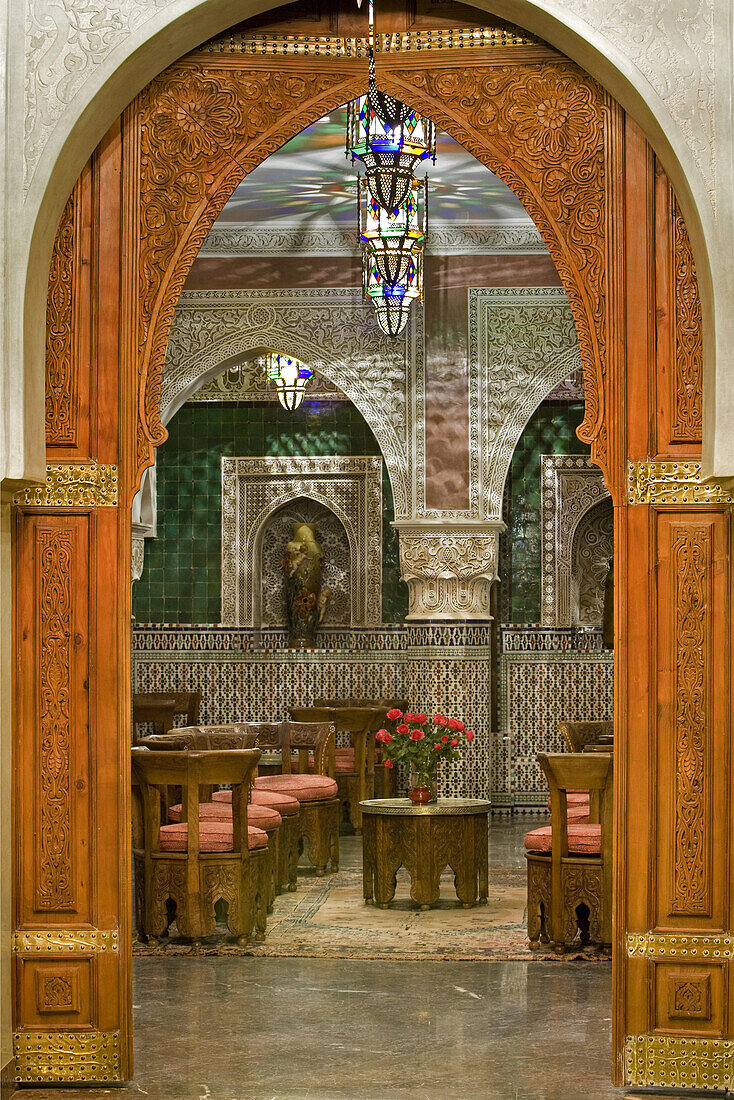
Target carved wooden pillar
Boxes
[12,127,132,1083]
[613,123,733,1090]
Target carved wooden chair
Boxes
[314,698,409,796]
[290,706,378,833]
[131,747,269,945]
[132,695,177,745]
[138,725,289,905]
[524,752,613,952]
[210,723,302,894]
[558,719,613,753]
[133,690,201,726]
[254,721,339,876]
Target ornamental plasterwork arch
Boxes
[162,288,414,518]
[221,456,382,627]
[466,286,583,520]
[540,454,611,627]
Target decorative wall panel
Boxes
[162,288,416,517]
[35,527,75,911]
[540,455,611,627]
[221,456,382,627]
[459,288,582,522]
[132,624,492,798]
[671,196,703,443]
[45,191,77,447]
[497,627,613,808]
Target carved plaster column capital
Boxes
[394,521,504,621]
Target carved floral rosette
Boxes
[395,523,502,621]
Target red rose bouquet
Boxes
[376,709,475,803]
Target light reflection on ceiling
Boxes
[214,107,533,228]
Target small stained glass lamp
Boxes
[359,175,426,338]
[266,353,313,411]
[347,69,435,213]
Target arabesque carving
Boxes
[395,523,502,621]
[45,189,77,446]
[672,195,703,441]
[132,62,367,487]
[672,524,710,915]
[36,527,74,910]
[377,60,609,469]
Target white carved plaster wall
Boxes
[221,456,383,627]
[2,0,732,494]
[540,454,612,627]
[162,288,415,518]
[462,287,582,521]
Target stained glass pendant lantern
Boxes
[346,62,435,213]
[266,353,312,411]
[359,176,426,338]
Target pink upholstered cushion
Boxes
[168,801,230,823]
[335,747,355,773]
[254,774,338,802]
[546,790,590,810]
[251,789,300,816]
[567,806,591,824]
[212,788,300,816]
[524,823,601,855]
[159,821,268,852]
[169,799,281,831]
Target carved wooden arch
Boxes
[130,57,368,493]
[131,49,616,499]
[375,54,611,472]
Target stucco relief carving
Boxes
[198,221,546,257]
[565,0,716,206]
[188,360,346,404]
[462,288,582,521]
[540,455,612,627]
[221,456,382,627]
[162,288,416,517]
[23,0,161,191]
[395,523,502,621]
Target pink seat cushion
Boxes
[254,774,338,802]
[524,823,601,855]
[168,801,230,823]
[335,747,356,773]
[567,806,591,824]
[546,790,590,810]
[169,799,282,831]
[159,821,268,852]
[213,788,300,816]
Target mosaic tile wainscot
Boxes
[495,627,614,811]
[133,625,492,799]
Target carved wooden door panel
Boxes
[12,132,133,1083]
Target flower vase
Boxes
[408,764,438,805]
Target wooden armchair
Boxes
[558,720,613,753]
[313,698,408,796]
[134,690,201,726]
[132,695,177,745]
[138,724,256,751]
[254,721,339,876]
[524,752,613,952]
[131,747,268,945]
[290,706,378,833]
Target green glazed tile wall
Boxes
[499,402,589,623]
[132,400,408,624]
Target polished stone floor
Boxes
[22,957,627,1100]
[20,819,635,1100]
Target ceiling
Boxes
[214,106,535,230]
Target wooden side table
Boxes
[360,798,491,910]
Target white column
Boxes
[394,521,503,621]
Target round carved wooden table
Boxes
[359,798,491,911]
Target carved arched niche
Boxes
[257,498,351,628]
[571,497,614,628]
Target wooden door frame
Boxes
[12,28,728,1092]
